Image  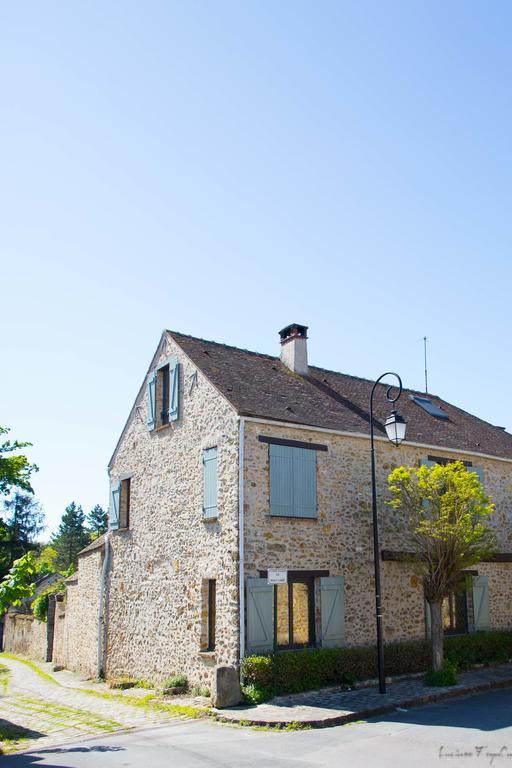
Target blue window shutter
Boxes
[292,447,317,518]
[269,444,294,517]
[109,482,121,530]
[246,578,273,653]
[147,372,157,430]
[320,576,345,647]
[471,466,484,486]
[203,447,218,518]
[473,575,490,631]
[169,357,179,422]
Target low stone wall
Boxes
[2,611,48,661]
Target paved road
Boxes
[4,687,512,768]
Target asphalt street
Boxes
[3,687,512,768]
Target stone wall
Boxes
[51,544,104,678]
[243,420,512,646]
[2,612,48,661]
[106,333,240,687]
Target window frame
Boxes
[275,576,316,650]
[119,476,131,530]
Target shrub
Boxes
[425,659,458,687]
[241,683,273,705]
[162,674,188,691]
[32,580,66,622]
[241,655,273,689]
[242,632,512,696]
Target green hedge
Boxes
[241,631,512,697]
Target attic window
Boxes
[411,395,449,420]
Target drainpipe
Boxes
[238,418,245,670]
[97,533,111,679]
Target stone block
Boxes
[212,665,241,708]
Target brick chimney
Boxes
[279,323,308,376]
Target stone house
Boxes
[100,324,512,686]
[60,324,512,687]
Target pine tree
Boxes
[0,492,45,578]
[51,502,91,571]
[87,504,108,537]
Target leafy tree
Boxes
[2,492,45,564]
[51,502,90,571]
[0,551,39,614]
[87,504,108,537]
[387,461,496,673]
[0,426,38,496]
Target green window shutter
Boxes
[320,576,345,648]
[473,575,490,631]
[421,459,436,468]
[293,448,317,518]
[424,600,432,639]
[246,578,273,653]
[269,444,294,517]
[109,482,121,530]
[203,447,218,518]
[169,357,179,422]
[147,372,157,430]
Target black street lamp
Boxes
[369,373,406,694]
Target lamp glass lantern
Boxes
[384,411,406,446]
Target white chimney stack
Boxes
[279,323,309,376]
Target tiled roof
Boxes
[169,331,512,461]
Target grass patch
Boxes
[11,695,121,731]
[0,654,61,686]
[80,688,209,719]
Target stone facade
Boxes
[243,420,512,646]
[52,545,103,678]
[106,335,240,687]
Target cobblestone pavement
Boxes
[216,663,512,727]
[0,655,206,753]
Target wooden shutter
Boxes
[203,447,218,518]
[473,575,490,631]
[471,466,484,486]
[246,578,273,653]
[109,482,121,530]
[147,372,157,430]
[269,444,294,517]
[293,447,317,518]
[169,357,179,422]
[320,576,345,647]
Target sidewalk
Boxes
[214,663,512,728]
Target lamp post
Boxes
[369,372,406,694]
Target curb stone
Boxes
[212,674,512,729]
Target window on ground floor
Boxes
[276,578,314,649]
[245,572,345,653]
[425,573,490,637]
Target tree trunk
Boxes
[430,600,444,672]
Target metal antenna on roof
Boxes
[423,336,429,394]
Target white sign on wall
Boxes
[267,570,287,585]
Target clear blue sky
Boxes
[2,1,511,536]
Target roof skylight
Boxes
[410,395,449,420]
